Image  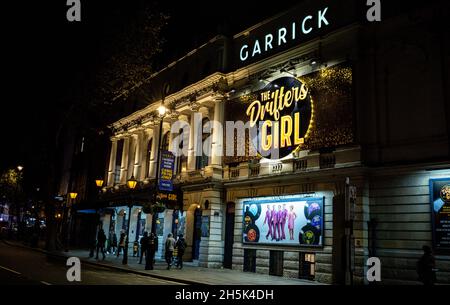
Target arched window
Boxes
[175,128,187,174]
[196,118,210,170]
[145,137,153,178]
[161,131,170,152]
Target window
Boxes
[217,48,224,71]
[145,137,153,178]
[299,252,316,280]
[161,132,170,152]
[196,118,210,170]
[175,129,187,174]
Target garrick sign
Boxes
[246,77,313,160]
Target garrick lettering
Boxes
[240,7,329,62]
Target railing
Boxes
[272,163,283,174]
[293,159,307,171]
[320,153,336,169]
[229,168,240,179]
[249,164,260,177]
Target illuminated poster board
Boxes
[430,178,450,252]
[242,195,324,247]
[224,63,353,164]
[159,150,175,191]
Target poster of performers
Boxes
[242,195,324,247]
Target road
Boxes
[0,241,184,285]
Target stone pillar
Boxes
[198,189,225,268]
[139,131,150,180]
[107,138,118,186]
[187,110,198,171]
[207,96,225,179]
[211,97,225,166]
[127,135,137,180]
[133,131,144,180]
[120,137,130,183]
[149,123,160,178]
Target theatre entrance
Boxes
[192,207,202,260]
[223,202,235,268]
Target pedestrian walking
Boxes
[139,232,149,264]
[111,232,118,254]
[95,229,106,260]
[116,231,126,257]
[145,232,157,270]
[164,233,176,270]
[417,245,437,285]
[175,234,187,269]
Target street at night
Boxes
[0,241,183,285]
[1,0,450,303]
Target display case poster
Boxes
[201,216,210,238]
[430,178,450,251]
[159,151,175,191]
[242,195,324,247]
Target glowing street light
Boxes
[158,104,167,116]
[127,176,137,190]
[17,165,23,171]
[95,179,104,188]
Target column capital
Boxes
[189,101,201,112]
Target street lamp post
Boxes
[123,175,137,265]
[151,104,167,236]
[65,192,77,251]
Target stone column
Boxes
[120,137,130,184]
[198,189,225,268]
[133,131,144,180]
[211,97,225,166]
[208,96,226,179]
[139,130,151,180]
[127,135,138,180]
[107,138,118,186]
[187,105,200,171]
[149,122,160,178]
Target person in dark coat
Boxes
[95,229,107,260]
[145,233,157,270]
[139,232,149,264]
[111,232,118,254]
[175,234,187,269]
[116,232,126,257]
[417,245,437,285]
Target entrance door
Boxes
[223,202,235,268]
[192,208,202,260]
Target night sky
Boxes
[1,0,301,173]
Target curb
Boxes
[1,240,202,285]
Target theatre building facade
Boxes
[93,1,450,284]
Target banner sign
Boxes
[159,150,175,191]
[242,195,324,247]
[430,178,450,252]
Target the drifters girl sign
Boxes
[246,77,312,159]
[242,195,324,247]
[224,63,354,164]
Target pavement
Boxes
[1,239,321,285]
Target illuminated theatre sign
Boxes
[246,76,313,160]
[239,7,330,62]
